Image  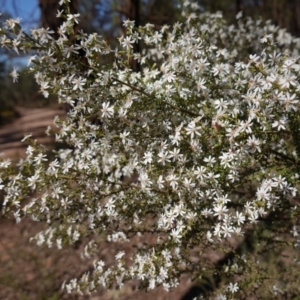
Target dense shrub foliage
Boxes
[1,0,300,298]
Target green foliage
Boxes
[0,65,58,125]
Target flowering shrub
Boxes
[1,0,300,298]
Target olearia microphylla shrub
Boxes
[2,0,300,298]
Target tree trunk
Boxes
[38,0,79,39]
[123,0,140,72]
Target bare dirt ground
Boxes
[0,107,65,159]
[0,216,193,300]
[0,108,194,300]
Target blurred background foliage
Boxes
[0,66,58,125]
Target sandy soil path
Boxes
[0,107,65,158]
